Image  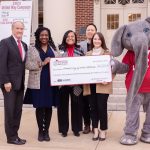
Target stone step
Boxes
[0,96,126,105]
[0,95,127,111]
[0,96,126,111]
[108,102,143,111]
[108,95,126,103]
[112,88,127,95]
[108,102,126,111]
[0,90,127,103]
[113,74,126,81]
[113,80,125,88]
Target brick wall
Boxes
[75,0,94,41]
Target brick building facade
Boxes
[75,0,94,41]
[1,0,150,46]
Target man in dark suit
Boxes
[0,21,28,145]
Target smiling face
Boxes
[66,32,75,45]
[39,30,49,45]
[12,21,24,40]
[86,25,97,41]
[93,34,102,49]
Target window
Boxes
[107,14,119,30]
[38,0,43,27]
[118,0,130,4]
[132,0,144,3]
[128,13,141,22]
[104,0,116,4]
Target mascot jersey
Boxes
[122,48,150,93]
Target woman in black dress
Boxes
[24,27,59,141]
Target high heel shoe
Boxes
[92,128,99,141]
[99,130,106,141]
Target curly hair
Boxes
[34,27,56,51]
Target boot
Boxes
[38,130,44,141]
[36,108,45,142]
[43,108,52,141]
[43,130,50,141]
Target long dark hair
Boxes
[58,30,80,50]
[91,32,108,51]
[34,27,56,51]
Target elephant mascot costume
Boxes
[111,17,150,145]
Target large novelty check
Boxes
[50,55,112,86]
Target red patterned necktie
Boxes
[17,40,23,59]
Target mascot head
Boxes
[111,17,150,106]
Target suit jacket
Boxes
[79,40,88,54]
[0,35,28,90]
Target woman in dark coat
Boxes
[57,30,84,137]
[24,27,59,142]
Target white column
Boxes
[44,0,75,45]
[30,0,38,43]
[94,0,101,32]
[148,0,150,17]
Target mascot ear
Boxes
[145,17,150,23]
[111,25,127,57]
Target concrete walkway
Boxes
[0,107,149,150]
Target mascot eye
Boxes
[126,32,132,38]
[143,28,150,33]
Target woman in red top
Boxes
[57,30,84,137]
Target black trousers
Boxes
[88,93,109,130]
[36,107,52,133]
[82,95,91,126]
[2,88,24,141]
[57,86,82,133]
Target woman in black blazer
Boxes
[57,30,84,137]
